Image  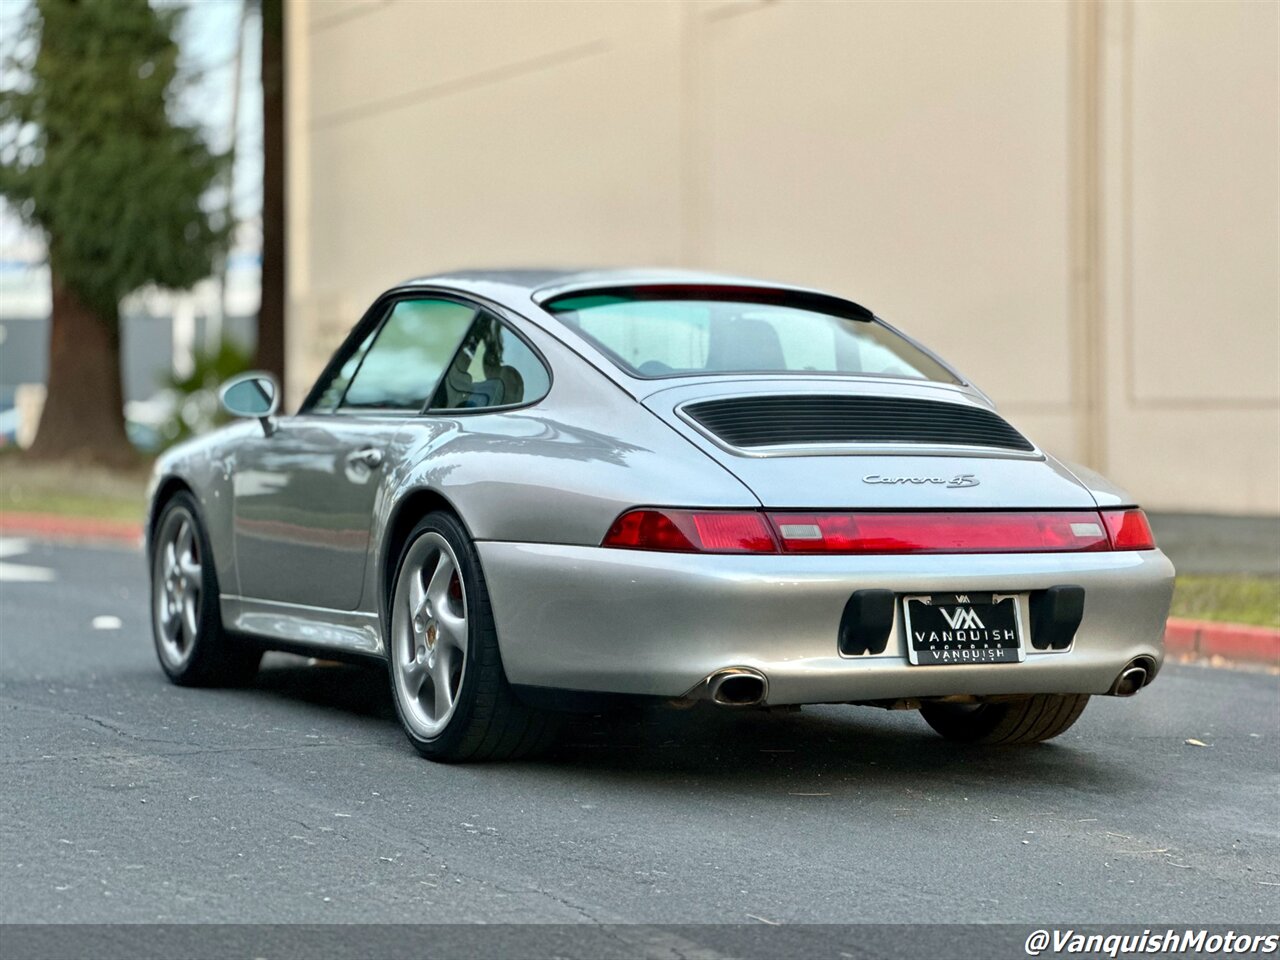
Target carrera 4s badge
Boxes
[863,474,980,489]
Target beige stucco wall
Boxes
[285,0,1278,515]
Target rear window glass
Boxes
[544,292,956,383]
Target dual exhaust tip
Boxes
[700,657,1155,705]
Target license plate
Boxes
[903,593,1024,665]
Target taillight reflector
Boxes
[768,511,1111,554]
[1101,509,1156,550]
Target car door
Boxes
[231,297,477,610]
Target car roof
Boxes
[383,268,895,398]
[391,267,872,316]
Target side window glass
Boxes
[430,312,551,410]
[310,326,377,413]
[341,299,476,411]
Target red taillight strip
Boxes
[602,508,1157,554]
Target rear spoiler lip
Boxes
[535,281,875,323]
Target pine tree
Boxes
[0,0,225,465]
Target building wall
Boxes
[284,0,1278,515]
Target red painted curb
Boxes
[0,511,143,545]
[1164,619,1200,655]
[1165,617,1280,666]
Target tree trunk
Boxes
[26,269,135,467]
[256,0,286,384]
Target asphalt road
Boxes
[1,538,1277,948]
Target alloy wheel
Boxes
[391,532,469,738]
[153,509,203,669]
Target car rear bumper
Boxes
[477,543,1175,704]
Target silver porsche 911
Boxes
[146,269,1174,761]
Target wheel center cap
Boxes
[425,621,438,648]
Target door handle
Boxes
[346,448,384,468]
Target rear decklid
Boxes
[641,379,1097,510]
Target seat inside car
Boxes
[437,341,525,408]
[704,316,785,372]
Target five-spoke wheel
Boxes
[387,512,557,761]
[154,509,203,671]
[391,532,469,738]
[149,492,260,686]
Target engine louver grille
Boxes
[683,395,1034,452]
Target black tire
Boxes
[150,492,261,687]
[919,694,1090,745]
[386,511,559,762]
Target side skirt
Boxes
[221,595,385,658]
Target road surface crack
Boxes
[77,713,196,748]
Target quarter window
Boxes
[430,312,550,410]
[340,299,476,412]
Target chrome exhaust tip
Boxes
[706,668,768,707]
[1112,667,1147,697]
[1110,657,1155,697]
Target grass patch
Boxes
[0,454,149,523]
[1172,576,1280,629]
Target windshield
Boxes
[544,291,958,383]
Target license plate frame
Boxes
[902,592,1025,666]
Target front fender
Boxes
[146,423,254,595]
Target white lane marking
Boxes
[92,615,123,630]
[0,538,56,582]
[0,538,31,559]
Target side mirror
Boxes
[219,372,281,435]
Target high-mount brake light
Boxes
[1101,509,1157,550]
[602,510,777,553]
